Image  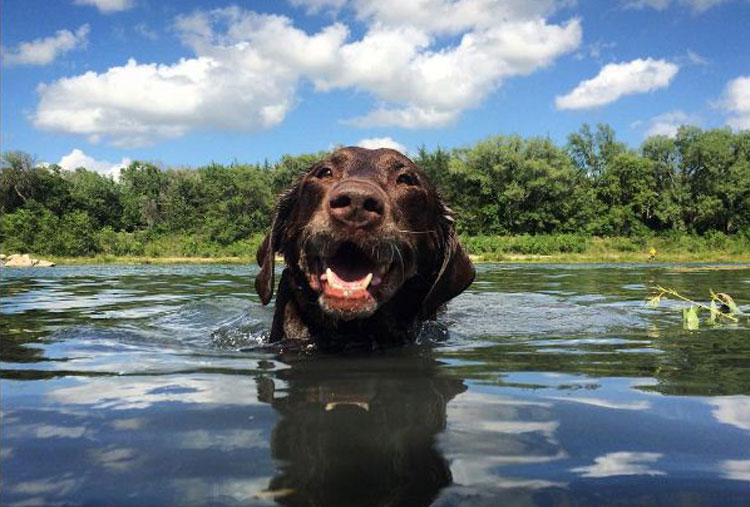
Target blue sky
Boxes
[1,0,749,175]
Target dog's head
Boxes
[256,147,474,323]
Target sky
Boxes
[1,0,749,176]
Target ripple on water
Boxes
[2,263,750,507]
[445,291,648,340]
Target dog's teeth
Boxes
[324,267,373,292]
[326,268,335,286]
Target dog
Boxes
[255,146,474,348]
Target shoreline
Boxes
[5,235,750,267]
[27,253,750,266]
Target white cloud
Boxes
[686,49,709,66]
[331,18,582,126]
[355,137,407,153]
[642,110,700,138]
[720,460,750,482]
[33,3,581,145]
[721,76,750,130]
[551,396,651,410]
[33,53,297,148]
[346,106,459,128]
[2,25,89,66]
[57,149,132,179]
[134,23,158,40]
[444,391,567,487]
[175,429,268,451]
[624,0,731,13]
[48,375,263,409]
[350,0,567,36]
[556,58,679,110]
[625,0,672,8]
[73,0,135,14]
[290,0,347,13]
[710,396,750,431]
[572,452,665,478]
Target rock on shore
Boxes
[1,254,56,267]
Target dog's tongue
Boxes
[322,268,372,298]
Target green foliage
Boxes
[120,161,164,230]
[96,227,145,256]
[2,124,750,259]
[271,152,328,194]
[68,168,122,228]
[648,286,742,329]
[1,203,96,256]
[461,234,589,255]
[442,135,593,235]
[566,123,627,177]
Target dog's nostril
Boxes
[329,182,386,227]
[363,197,383,215]
[329,194,351,209]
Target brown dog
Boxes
[255,147,474,348]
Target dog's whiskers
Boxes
[391,243,405,282]
[396,229,436,235]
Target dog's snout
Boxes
[328,180,386,228]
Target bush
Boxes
[0,204,81,255]
[96,227,145,256]
[55,211,98,256]
[461,234,589,256]
[607,237,646,252]
[1,207,41,253]
[703,230,729,250]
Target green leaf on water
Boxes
[683,306,699,330]
[716,293,740,315]
[651,286,740,326]
[709,299,719,324]
[647,295,661,309]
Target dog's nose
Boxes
[328,180,386,228]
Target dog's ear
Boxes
[255,233,275,305]
[255,185,298,305]
[421,205,475,319]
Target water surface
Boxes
[2,263,750,506]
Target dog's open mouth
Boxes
[304,240,401,319]
[322,241,380,295]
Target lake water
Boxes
[2,263,749,506]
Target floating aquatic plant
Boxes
[647,286,740,330]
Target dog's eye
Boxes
[396,172,418,186]
[315,167,333,179]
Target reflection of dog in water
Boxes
[257,353,466,506]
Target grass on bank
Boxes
[461,234,750,263]
[24,232,750,265]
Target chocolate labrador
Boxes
[255,147,474,348]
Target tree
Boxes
[676,127,743,233]
[639,135,685,231]
[594,153,657,235]
[1,151,38,214]
[119,162,164,230]
[271,152,327,194]
[566,123,627,177]
[67,168,122,228]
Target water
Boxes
[2,263,749,506]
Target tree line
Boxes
[1,124,749,257]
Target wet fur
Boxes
[256,147,474,349]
